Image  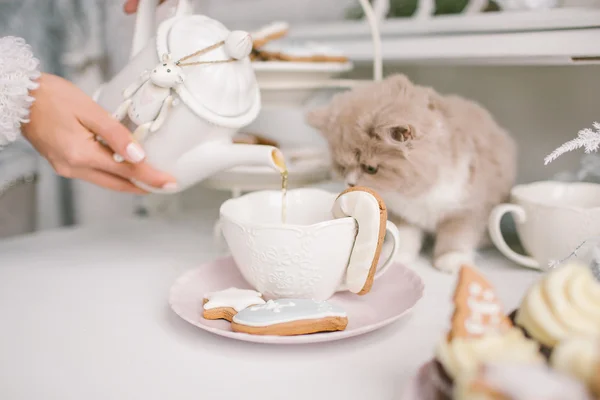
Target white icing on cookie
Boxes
[203,287,265,312]
[465,282,504,335]
[331,191,383,293]
[232,299,347,327]
[250,299,295,313]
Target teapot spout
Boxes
[168,142,286,192]
[227,143,287,173]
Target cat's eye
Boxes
[163,64,167,66]
[167,69,171,72]
[391,126,413,142]
[361,164,378,174]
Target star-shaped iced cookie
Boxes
[202,287,265,322]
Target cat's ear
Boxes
[387,125,415,143]
[305,106,331,132]
[424,87,442,111]
[385,73,413,90]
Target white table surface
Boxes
[0,215,542,400]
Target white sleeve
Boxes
[0,36,41,149]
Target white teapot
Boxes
[94,0,285,193]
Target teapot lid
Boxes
[156,15,260,128]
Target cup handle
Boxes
[374,220,401,279]
[488,204,540,269]
[337,220,400,292]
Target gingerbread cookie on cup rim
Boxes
[331,185,390,296]
[432,265,544,398]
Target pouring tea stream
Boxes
[94,0,286,193]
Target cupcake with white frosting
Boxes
[551,336,600,397]
[512,261,600,357]
[453,362,594,400]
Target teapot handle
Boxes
[130,0,193,59]
[174,0,193,17]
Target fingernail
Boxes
[162,182,178,191]
[126,142,145,163]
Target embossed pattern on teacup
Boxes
[242,224,324,299]
[220,217,353,301]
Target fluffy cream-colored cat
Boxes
[306,74,517,273]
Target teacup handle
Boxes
[488,204,540,269]
[337,220,401,292]
[374,221,401,279]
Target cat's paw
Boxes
[395,251,419,265]
[434,251,474,274]
[393,225,423,266]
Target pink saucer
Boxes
[168,256,424,344]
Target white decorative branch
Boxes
[547,235,600,269]
[545,122,600,165]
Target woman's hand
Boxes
[123,0,167,14]
[22,73,177,194]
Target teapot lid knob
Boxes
[224,30,253,60]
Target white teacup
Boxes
[219,188,401,300]
[488,181,600,270]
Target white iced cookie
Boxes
[202,287,265,322]
[224,31,253,60]
[230,299,348,336]
[331,186,387,295]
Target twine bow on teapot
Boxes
[174,30,253,68]
[104,30,255,163]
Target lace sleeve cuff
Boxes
[0,36,41,149]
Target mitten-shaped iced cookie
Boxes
[202,287,265,322]
[231,299,348,336]
[332,186,388,295]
